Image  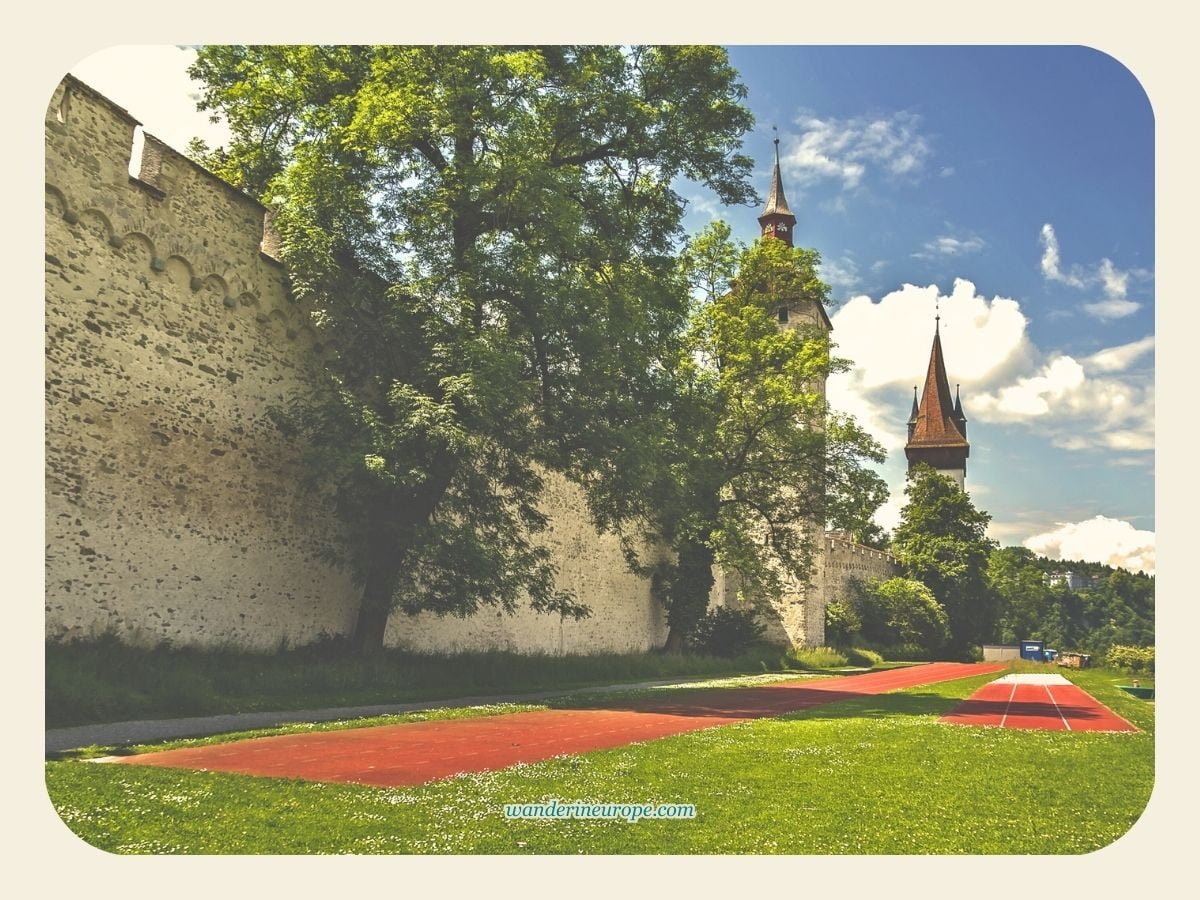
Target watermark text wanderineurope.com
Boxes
[504,800,696,823]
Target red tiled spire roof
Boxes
[907,324,968,449]
[761,138,794,219]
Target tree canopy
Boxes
[188,45,757,651]
[890,464,998,655]
[599,224,887,649]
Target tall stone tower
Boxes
[905,319,969,489]
[708,136,833,647]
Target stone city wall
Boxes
[45,75,675,654]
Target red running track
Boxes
[113,662,1002,788]
[939,679,1138,732]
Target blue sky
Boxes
[68,45,1155,573]
[683,46,1155,572]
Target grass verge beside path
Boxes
[47,635,800,727]
[45,664,1153,854]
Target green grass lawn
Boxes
[46,635,806,727]
[44,665,1153,854]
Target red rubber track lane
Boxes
[940,679,1138,732]
[114,662,1003,788]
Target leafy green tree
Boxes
[188,45,757,653]
[987,546,1077,647]
[851,577,950,650]
[612,227,887,649]
[890,464,998,655]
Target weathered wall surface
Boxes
[44,75,674,654]
[820,532,900,609]
[386,470,672,654]
[45,77,360,649]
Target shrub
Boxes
[691,607,766,657]
[880,642,938,662]
[786,646,849,669]
[1104,645,1155,674]
[854,577,950,651]
[824,599,861,646]
[843,647,884,667]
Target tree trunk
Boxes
[349,464,458,657]
[662,536,716,653]
[351,560,403,656]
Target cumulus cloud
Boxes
[828,279,1033,456]
[784,111,933,191]
[1023,516,1155,575]
[831,279,1031,397]
[969,353,1153,452]
[828,280,1154,458]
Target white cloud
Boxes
[969,353,1154,452]
[1098,258,1129,300]
[1085,336,1155,373]
[687,194,723,221]
[830,279,1031,401]
[1024,516,1155,575]
[1040,224,1086,287]
[784,111,933,191]
[1083,298,1142,320]
[1039,223,1151,320]
[70,45,231,153]
[818,255,862,294]
[914,234,985,258]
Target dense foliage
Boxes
[616,226,887,649]
[1104,645,1155,674]
[890,465,998,655]
[849,576,951,651]
[987,546,1154,655]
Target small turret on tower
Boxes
[952,383,967,439]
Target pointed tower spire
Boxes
[907,385,920,441]
[758,128,797,246]
[905,324,970,489]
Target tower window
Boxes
[777,306,789,324]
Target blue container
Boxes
[1020,640,1046,662]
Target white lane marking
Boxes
[1044,684,1072,731]
[999,682,1019,727]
